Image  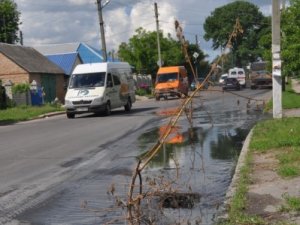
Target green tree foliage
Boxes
[203,1,270,67]
[281,0,300,77]
[117,27,208,78]
[0,0,20,44]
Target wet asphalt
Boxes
[10,87,271,225]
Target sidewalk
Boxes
[222,78,300,224]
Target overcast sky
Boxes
[14,0,275,61]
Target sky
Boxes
[14,0,275,62]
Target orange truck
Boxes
[154,66,189,101]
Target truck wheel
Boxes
[103,102,111,116]
[66,113,75,119]
[124,98,132,112]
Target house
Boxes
[46,52,82,89]
[0,43,65,103]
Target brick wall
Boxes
[0,53,65,103]
[0,53,29,84]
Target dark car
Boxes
[190,78,208,91]
[222,77,241,91]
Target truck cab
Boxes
[154,66,189,101]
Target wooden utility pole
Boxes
[154,2,162,67]
[272,0,282,118]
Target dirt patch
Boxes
[245,151,300,224]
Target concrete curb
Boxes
[218,129,254,220]
[38,111,65,118]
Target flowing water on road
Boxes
[17,97,269,225]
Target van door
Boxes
[107,71,123,108]
[112,73,122,107]
[106,73,119,109]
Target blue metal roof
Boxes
[78,43,119,63]
[77,43,103,63]
[46,52,79,75]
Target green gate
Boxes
[41,74,56,103]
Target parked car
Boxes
[222,77,241,91]
[190,77,208,91]
[219,73,228,85]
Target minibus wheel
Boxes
[103,102,111,116]
[66,113,75,119]
[124,98,132,111]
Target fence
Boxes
[0,80,44,107]
[0,84,6,109]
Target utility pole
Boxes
[19,31,23,45]
[272,0,282,118]
[195,35,199,49]
[96,0,110,62]
[3,16,7,43]
[154,2,162,67]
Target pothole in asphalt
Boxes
[159,192,201,209]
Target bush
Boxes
[136,88,148,96]
[12,83,30,94]
[136,83,152,96]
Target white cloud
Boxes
[14,0,273,62]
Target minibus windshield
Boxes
[69,72,106,88]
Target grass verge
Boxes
[220,118,300,224]
[281,194,300,212]
[266,79,300,110]
[0,104,64,124]
[219,152,266,225]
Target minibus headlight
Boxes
[92,97,103,105]
[64,99,73,106]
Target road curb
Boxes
[38,111,65,118]
[217,129,254,221]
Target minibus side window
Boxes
[107,73,113,87]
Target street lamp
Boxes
[96,0,111,62]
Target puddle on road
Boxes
[134,108,267,224]
[16,104,269,225]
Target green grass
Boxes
[217,153,266,225]
[250,119,300,178]
[267,79,300,110]
[0,104,64,124]
[249,118,300,151]
[281,194,300,212]
[282,81,300,109]
[277,147,300,177]
[219,117,300,224]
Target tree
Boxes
[117,27,208,78]
[281,0,300,77]
[0,0,21,44]
[203,1,270,67]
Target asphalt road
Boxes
[0,87,272,224]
